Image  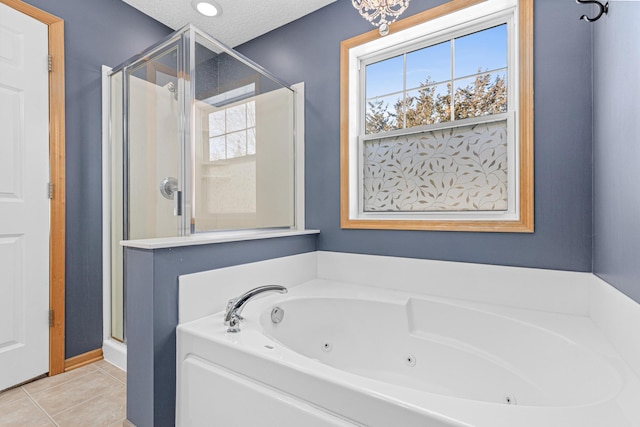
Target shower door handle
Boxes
[175,190,182,216]
[160,177,182,216]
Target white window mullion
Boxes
[402,52,407,129]
[450,37,455,122]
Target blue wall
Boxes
[593,4,640,303]
[22,0,172,358]
[238,0,594,272]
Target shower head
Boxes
[166,82,178,100]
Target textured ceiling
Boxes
[122,0,337,47]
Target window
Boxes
[208,101,256,161]
[205,84,257,161]
[365,24,507,132]
[340,0,533,232]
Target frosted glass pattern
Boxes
[363,120,508,212]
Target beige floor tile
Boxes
[0,387,27,407]
[23,363,98,394]
[53,383,126,427]
[94,360,126,384]
[0,394,55,426]
[105,419,127,427]
[29,370,122,416]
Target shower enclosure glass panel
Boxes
[191,33,295,232]
[108,26,297,342]
[128,42,183,239]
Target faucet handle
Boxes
[224,298,244,326]
[226,314,241,333]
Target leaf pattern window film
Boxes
[363,120,508,212]
[365,24,508,135]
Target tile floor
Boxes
[0,360,126,427]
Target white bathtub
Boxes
[176,279,640,426]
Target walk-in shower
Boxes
[107,25,299,342]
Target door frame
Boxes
[0,0,66,376]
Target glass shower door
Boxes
[126,42,185,240]
[109,39,185,342]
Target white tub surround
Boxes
[177,252,640,427]
[178,252,318,324]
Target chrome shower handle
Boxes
[160,177,178,200]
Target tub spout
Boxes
[224,285,287,333]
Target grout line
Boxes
[0,387,29,408]
[94,363,127,386]
[46,388,125,427]
[23,364,98,395]
[47,391,106,418]
[21,386,60,427]
[52,370,125,414]
[102,371,126,386]
[24,366,112,419]
[5,362,125,427]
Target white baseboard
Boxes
[103,338,127,372]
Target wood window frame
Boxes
[0,0,66,375]
[340,0,533,232]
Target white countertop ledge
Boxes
[120,229,320,250]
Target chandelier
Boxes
[352,0,411,36]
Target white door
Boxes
[0,2,50,390]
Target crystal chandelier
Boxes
[352,0,411,36]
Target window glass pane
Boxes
[247,101,256,128]
[363,120,508,212]
[209,136,226,161]
[406,41,451,90]
[454,24,507,79]
[405,84,451,127]
[226,131,247,158]
[365,93,403,134]
[209,110,225,137]
[366,54,404,99]
[226,104,246,133]
[454,71,507,120]
[247,128,256,155]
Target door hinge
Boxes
[48,55,52,72]
[48,182,53,199]
[49,310,54,327]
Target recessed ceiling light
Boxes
[191,0,221,17]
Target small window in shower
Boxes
[205,84,256,161]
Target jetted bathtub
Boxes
[176,280,640,426]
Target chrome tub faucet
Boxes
[224,285,287,333]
